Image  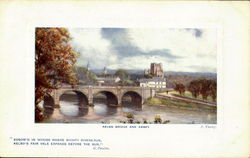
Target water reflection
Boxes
[42,97,54,118]
[43,106,54,118]
[93,103,117,116]
[57,94,142,117]
[93,95,118,116]
[42,92,216,124]
[60,101,88,117]
[59,91,89,117]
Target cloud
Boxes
[68,28,217,72]
[68,28,115,69]
[127,28,217,71]
[101,28,181,60]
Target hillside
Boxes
[83,68,217,88]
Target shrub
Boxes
[125,113,134,119]
[163,120,170,124]
[154,114,162,123]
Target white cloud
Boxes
[68,28,114,68]
[127,28,217,56]
[127,28,217,72]
[68,28,217,72]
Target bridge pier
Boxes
[49,86,156,109]
[118,99,122,106]
[88,97,93,105]
[51,90,60,108]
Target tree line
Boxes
[174,78,217,102]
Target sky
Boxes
[68,28,217,73]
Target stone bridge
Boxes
[48,86,157,108]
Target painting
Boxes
[36,28,217,124]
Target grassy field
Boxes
[170,91,215,102]
[145,97,216,111]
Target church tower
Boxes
[150,63,164,78]
[86,61,90,71]
[103,66,107,75]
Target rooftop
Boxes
[139,77,166,83]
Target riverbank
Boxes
[145,97,217,112]
[42,103,216,124]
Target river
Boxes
[41,92,216,124]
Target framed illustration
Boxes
[36,28,217,124]
[0,1,249,157]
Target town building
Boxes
[86,61,90,71]
[96,76,121,86]
[144,63,164,78]
[139,77,166,88]
[103,66,107,75]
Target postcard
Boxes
[0,1,249,157]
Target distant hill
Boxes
[91,69,145,75]
[91,69,216,88]
[164,71,217,79]
[91,69,216,78]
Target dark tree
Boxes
[174,82,185,95]
[188,80,202,98]
[188,78,217,101]
[208,79,217,101]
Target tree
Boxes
[35,28,78,122]
[188,78,217,101]
[199,79,212,100]
[143,73,153,79]
[208,79,217,102]
[118,80,134,86]
[115,69,130,80]
[188,80,202,98]
[174,82,185,95]
[74,67,96,84]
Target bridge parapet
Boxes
[50,86,156,108]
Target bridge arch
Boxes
[59,90,89,107]
[58,90,89,117]
[121,91,142,107]
[93,90,118,106]
[43,95,55,107]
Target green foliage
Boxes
[142,118,148,124]
[145,97,216,111]
[188,80,202,98]
[154,114,162,123]
[116,114,171,124]
[74,66,96,84]
[115,69,130,80]
[118,79,135,86]
[171,91,214,102]
[163,120,170,124]
[174,81,185,95]
[188,78,217,101]
[125,113,134,119]
[144,73,153,79]
[145,97,162,104]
